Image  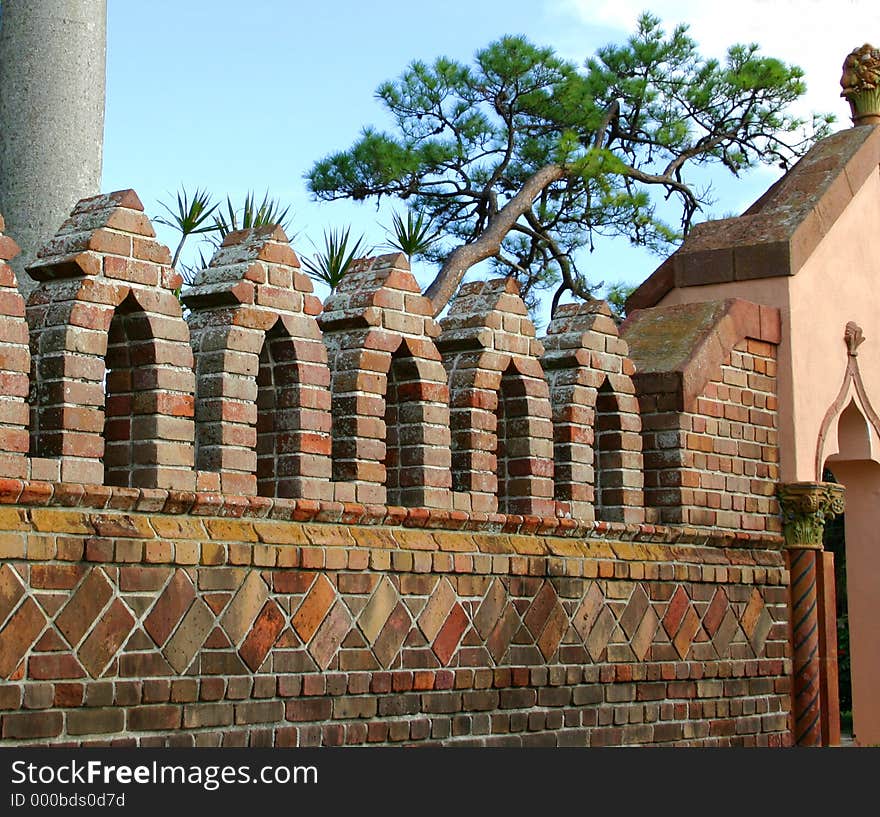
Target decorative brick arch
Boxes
[542,301,645,523]
[319,253,451,508]
[25,190,195,489]
[0,216,30,479]
[438,278,554,516]
[184,226,332,499]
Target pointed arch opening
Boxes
[382,339,450,507]
[256,319,324,498]
[105,292,152,486]
[495,361,534,514]
[593,377,643,522]
[823,398,880,746]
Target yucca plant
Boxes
[301,226,372,292]
[156,187,295,291]
[385,209,440,259]
[155,187,219,271]
[213,191,293,239]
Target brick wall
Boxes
[623,300,781,533]
[542,301,645,524]
[183,226,331,500]
[0,192,795,747]
[0,487,790,747]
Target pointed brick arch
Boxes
[184,226,332,498]
[319,254,451,508]
[438,278,554,516]
[25,190,195,488]
[383,336,452,508]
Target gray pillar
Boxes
[0,0,107,297]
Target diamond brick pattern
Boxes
[0,551,783,690]
[742,588,774,654]
[0,597,46,677]
[144,569,195,646]
[432,603,468,665]
[0,564,25,625]
[619,585,650,640]
[536,602,567,661]
[524,582,558,638]
[291,574,335,644]
[572,582,604,643]
[163,598,214,673]
[221,572,269,646]
[419,577,456,642]
[358,577,399,645]
[239,601,285,671]
[630,604,660,661]
[308,602,352,670]
[586,606,617,661]
[473,578,506,640]
[77,598,135,678]
[372,602,411,668]
[486,601,519,664]
[56,568,113,647]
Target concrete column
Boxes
[778,481,845,746]
[0,0,107,298]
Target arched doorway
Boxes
[823,399,880,746]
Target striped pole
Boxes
[778,482,845,747]
[788,548,821,745]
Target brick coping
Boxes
[0,478,784,550]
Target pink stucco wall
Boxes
[653,167,880,483]
[651,159,880,746]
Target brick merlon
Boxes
[620,298,780,412]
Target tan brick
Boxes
[221,571,270,645]
[253,521,309,545]
[163,598,214,673]
[359,577,399,644]
[204,518,259,542]
[29,509,94,535]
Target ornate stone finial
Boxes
[841,44,880,126]
[845,321,865,356]
[777,482,846,549]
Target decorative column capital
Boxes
[841,44,880,126]
[777,482,845,549]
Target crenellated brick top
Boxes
[0,193,798,750]
[183,225,320,313]
[0,191,785,540]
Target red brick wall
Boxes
[640,338,780,531]
[624,299,781,533]
[0,193,796,747]
[0,487,790,747]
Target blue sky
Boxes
[102,0,875,322]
